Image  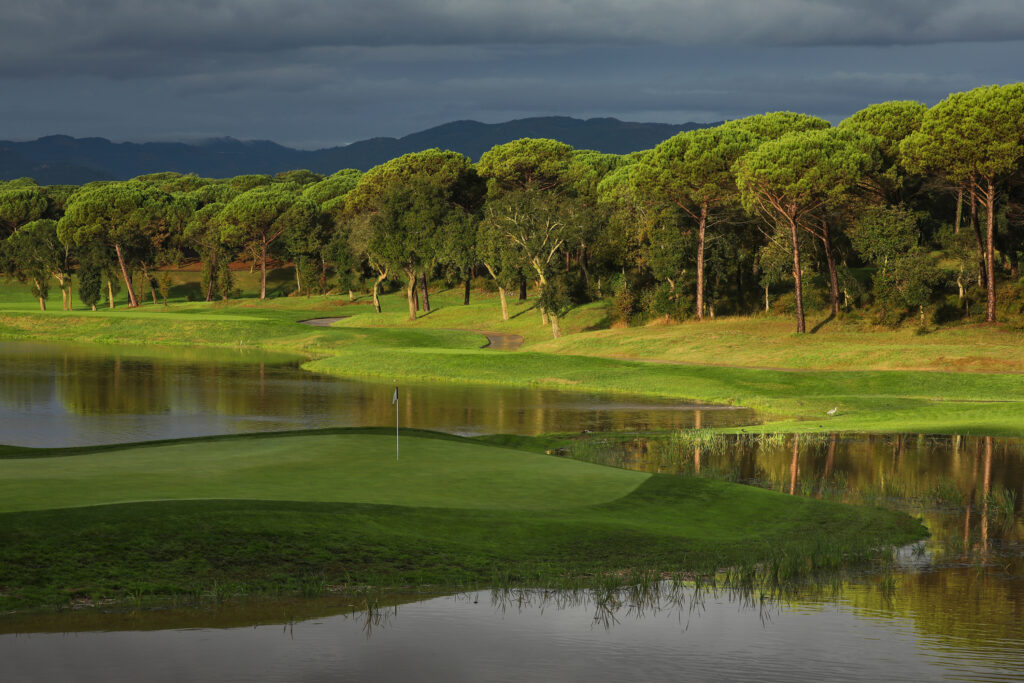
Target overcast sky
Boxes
[2,1,1022,149]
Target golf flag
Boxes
[393,386,399,461]
[392,387,398,404]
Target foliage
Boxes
[851,206,939,325]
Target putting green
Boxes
[0,432,649,513]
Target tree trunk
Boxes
[954,187,963,235]
[463,278,471,305]
[405,270,417,321]
[540,307,549,325]
[348,289,355,302]
[984,178,997,323]
[519,276,527,301]
[38,297,45,311]
[205,251,216,302]
[550,313,561,339]
[498,286,509,321]
[108,279,115,309]
[113,242,139,308]
[970,184,986,288]
[259,240,267,300]
[695,203,707,321]
[420,273,431,312]
[295,263,302,294]
[786,210,806,334]
[820,219,840,316]
[91,304,97,312]
[764,285,770,312]
[372,272,386,313]
[145,267,158,305]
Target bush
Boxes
[640,282,685,320]
[610,279,638,325]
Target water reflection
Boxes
[3,579,1022,683]
[571,432,1023,545]
[570,431,1024,671]
[0,341,756,447]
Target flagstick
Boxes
[395,388,399,462]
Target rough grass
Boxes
[0,430,925,610]
[529,314,1024,374]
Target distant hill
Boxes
[0,116,715,183]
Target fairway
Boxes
[0,432,649,513]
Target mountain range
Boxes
[0,116,715,185]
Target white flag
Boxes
[392,387,399,405]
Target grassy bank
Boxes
[2,277,1024,434]
[0,429,925,611]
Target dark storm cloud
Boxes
[0,1,1022,147]
[3,0,1024,77]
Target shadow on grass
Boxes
[509,302,538,320]
[583,315,612,332]
[810,313,835,334]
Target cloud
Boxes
[0,3,1020,147]
[1,39,1017,148]
[3,1,1024,79]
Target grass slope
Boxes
[0,430,924,610]
[530,316,1024,373]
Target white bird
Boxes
[826,407,838,416]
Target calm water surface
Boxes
[0,340,753,447]
[1,341,1022,681]
[2,577,1022,683]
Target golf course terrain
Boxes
[4,275,1022,609]
[0,429,925,610]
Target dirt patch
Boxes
[472,331,524,351]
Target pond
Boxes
[0,341,1021,681]
[2,574,1022,683]
[0,340,754,447]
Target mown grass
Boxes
[0,430,925,610]
[0,430,647,513]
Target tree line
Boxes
[1,83,1022,336]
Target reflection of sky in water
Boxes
[0,341,756,446]
[4,582,1022,683]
